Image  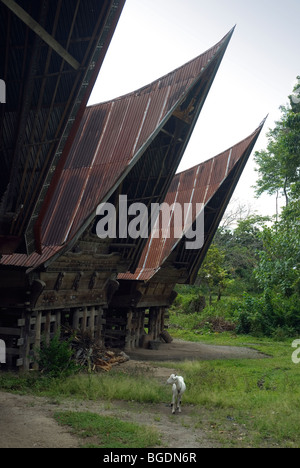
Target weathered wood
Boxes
[0,215,177,369]
[160,329,173,343]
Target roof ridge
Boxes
[175,117,267,177]
[87,27,235,107]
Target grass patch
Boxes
[54,411,161,448]
[55,370,168,403]
[0,367,169,403]
[155,334,300,447]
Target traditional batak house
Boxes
[0,28,234,369]
[113,120,266,350]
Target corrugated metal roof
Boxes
[119,120,266,283]
[0,28,234,270]
[0,245,61,269]
[39,28,234,247]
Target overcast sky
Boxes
[88,0,300,218]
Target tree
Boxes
[197,244,232,304]
[214,215,268,291]
[254,194,300,298]
[254,77,300,207]
[255,225,299,297]
[242,80,300,336]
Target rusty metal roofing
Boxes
[119,119,266,283]
[38,28,234,248]
[0,245,61,269]
[0,0,125,255]
[0,28,234,270]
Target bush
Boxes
[172,283,300,339]
[235,295,265,335]
[195,316,236,333]
[236,292,300,338]
[36,331,79,377]
[172,288,206,314]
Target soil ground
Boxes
[0,339,267,448]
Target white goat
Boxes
[167,374,186,414]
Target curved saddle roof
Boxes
[1,28,234,270]
[119,119,266,284]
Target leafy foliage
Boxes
[197,244,233,303]
[254,78,300,205]
[236,292,300,338]
[36,331,79,377]
[255,223,299,297]
[215,215,268,290]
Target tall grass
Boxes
[0,368,169,404]
[54,371,169,403]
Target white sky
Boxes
[88,0,300,217]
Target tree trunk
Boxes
[283,179,289,206]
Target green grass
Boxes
[54,411,161,448]
[161,324,300,447]
[1,330,300,447]
[53,370,167,403]
[0,367,169,403]
[172,355,300,446]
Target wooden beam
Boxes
[0,0,80,70]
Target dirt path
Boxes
[0,388,214,448]
[0,340,267,448]
[126,338,267,362]
[0,362,215,449]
